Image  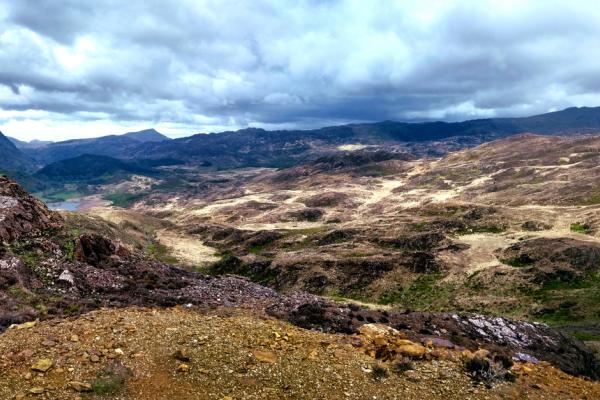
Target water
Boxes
[47,199,81,211]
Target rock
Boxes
[397,343,427,359]
[90,355,100,363]
[522,221,552,231]
[423,337,455,349]
[286,208,324,222]
[16,349,35,360]
[513,352,540,364]
[58,270,75,286]
[269,295,600,379]
[41,339,57,347]
[173,349,190,361]
[0,177,62,243]
[252,349,277,363]
[28,387,45,395]
[30,359,52,372]
[358,323,399,338]
[12,320,37,330]
[176,363,190,372]
[68,381,92,392]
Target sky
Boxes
[2,0,600,141]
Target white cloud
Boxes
[2,0,600,140]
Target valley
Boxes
[2,114,600,398]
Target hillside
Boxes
[23,129,170,166]
[101,134,600,352]
[0,131,33,172]
[0,174,597,398]
[34,154,153,182]
[18,107,600,170]
[105,106,600,169]
[7,137,53,149]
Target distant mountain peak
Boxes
[123,128,170,142]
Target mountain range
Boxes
[4,106,600,177]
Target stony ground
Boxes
[1,306,599,400]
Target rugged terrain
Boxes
[0,151,599,398]
[60,133,600,364]
[109,134,600,332]
[4,118,600,397]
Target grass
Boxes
[145,242,179,264]
[6,285,34,302]
[248,244,265,254]
[570,222,592,234]
[103,192,145,208]
[377,272,456,310]
[522,272,600,326]
[91,375,124,395]
[570,331,600,341]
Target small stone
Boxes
[358,323,399,338]
[177,363,190,372]
[24,372,32,380]
[252,349,277,363]
[30,359,53,372]
[114,348,124,355]
[29,387,45,394]
[68,381,93,392]
[58,270,75,285]
[90,355,100,363]
[70,335,79,342]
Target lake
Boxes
[47,199,82,211]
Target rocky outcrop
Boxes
[267,295,600,380]
[0,176,62,242]
[498,237,600,284]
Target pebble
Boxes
[28,387,45,394]
[30,359,53,372]
[177,363,190,372]
[68,381,93,392]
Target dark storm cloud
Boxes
[2,0,600,140]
